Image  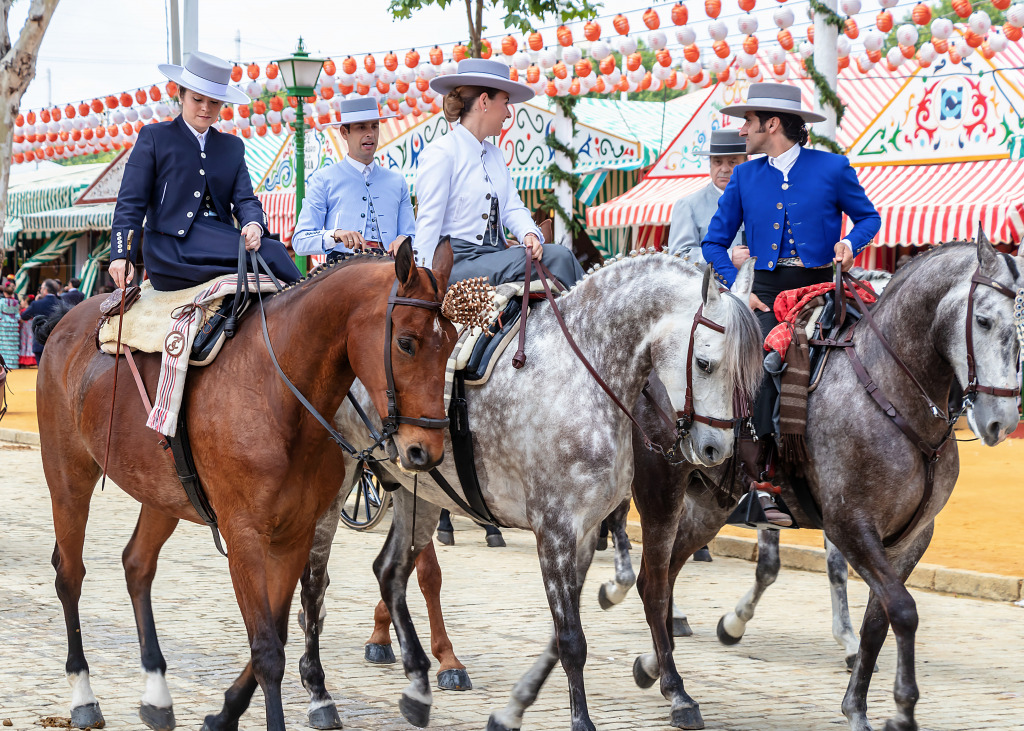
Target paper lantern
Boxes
[640,7,659,29]
[929,18,953,41]
[683,59,702,76]
[964,29,984,47]
[876,11,893,32]
[590,40,611,61]
[560,46,580,66]
[77,102,89,116]
[1008,4,1024,27]
[1004,22,1023,41]
[840,0,861,14]
[932,37,948,54]
[767,45,787,64]
[743,35,759,54]
[247,63,260,80]
[132,89,145,105]
[774,7,794,28]
[584,21,601,41]
[896,24,919,46]
[969,10,992,35]
[778,29,794,50]
[799,41,814,59]
[362,54,376,73]
[684,44,701,62]
[952,0,972,18]
[451,44,467,62]
[736,50,756,69]
[405,49,421,67]
[676,26,696,45]
[648,30,668,49]
[709,19,728,40]
[671,4,688,25]
[509,51,529,70]
[538,48,557,68]
[63,104,75,119]
[550,61,566,79]
[623,52,640,71]
[993,0,1012,8]
[501,35,518,55]
[911,3,932,26]
[653,48,670,67]
[807,26,815,43]
[111,110,125,125]
[949,46,963,64]
[617,36,637,55]
[599,56,616,75]
[613,14,629,34]
[230,65,243,82]
[980,40,996,58]
[575,59,594,77]
[342,56,357,75]
[738,14,758,34]
[862,29,884,52]
[918,41,938,64]
[886,47,905,67]
[479,39,492,59]
[705,0,721,19]
[989,30,1008,52]
[837,35,852,56]
[39,109,50,123]
[552,25,570,47]
[105,95,118,109]
[713,40,730,58]
[845,18,859,38]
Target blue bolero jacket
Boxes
[702,147,880,287]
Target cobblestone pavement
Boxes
[2,443,1022,730]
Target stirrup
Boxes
[726,486,799,531]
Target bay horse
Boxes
[298,253,765,730]
[623,238,1022,730]
[36,241,454,731]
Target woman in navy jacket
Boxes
[109,52,299,291]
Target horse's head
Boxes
[955,235,1023,446]
[652,258,763,466]
[351,238,456,471]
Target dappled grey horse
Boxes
[298,252,764,731]
[620,239,1023,730]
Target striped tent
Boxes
[79,234,111,296]
[14,231,77,294]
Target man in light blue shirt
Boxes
[292,98,415,257]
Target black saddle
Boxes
[464,297,522,383]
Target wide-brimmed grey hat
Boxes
[158,51,250,105]
[326,97,397,127]
[429,59,534,105]
[721,82,826,123]
[696,129,747,156]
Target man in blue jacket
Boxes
[702,83,881,526]
[109,52,299,291]
[292,98,415,258]
[20,279,61,362]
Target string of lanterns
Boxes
[13,0,1024,165]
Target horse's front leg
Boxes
[373,487,440,728]
[596,497,636,610]
[716,528,781,645]
[298,487,345,730]
[415,540,472,690]
[825,535,863,670]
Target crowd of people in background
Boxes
[0,274,87,369]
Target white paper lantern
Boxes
[627,78,640,93]
[896,24,919,47]
[47,121,60,134]
[969,10,992,35]
[737,14,758,35]
[648,30,668,50]
[441,61,458,76]
[723,72,737,86]
[653,63,673,80]
[857,53,875,72]
[766,46,786,65]
[837,35,851,57]
[139,106,154,120]
[799,41,814,59]
[245,81,262,98]
[60,118,74,131]
[378,69,396,84]
[354,69,371,86]
[617,36,637,55]
[708,20,728,41]
[954,37,975,57]
[508,50,528,70]
[537,48,557,68]
[124,108,139,123]
[773,7,795,29]
[337,71,355,86]
[419,66,437,81]
[989,30,1008,52]
[579,74,595,91]
[683,60,702,76]
[886,46,905,67]
[649,76,663,92]
[86,113,99,127]
[929,18,953,40]
[282,107,296,123]
[709,56,730,73]
[267,110,282,125]
[111,110,125,125]
[387,86,402,100]
[398,101,411,115]
[878,0,897,8]
[554,75,572,93]
[531,79,548,94]
[562,45,582,65]
[861,28,883,52]
[737,51,757,69]
[675,27,696,46]
[606,68,622,85]
[251,112,266,127]
[628,66,646,83]
[236,116,251,130]
[1007,4,1024,27]
[590,40,611,61]
[917,41,938,65]
[267,77,285,94]
[840,0,862,15]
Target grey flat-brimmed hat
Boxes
[696,129,747,156]
[429,59,534,104]
[158,51,250,105]
[721,82,826,123]
[326,97,397,127]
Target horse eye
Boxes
[696,357,713,374]
[976,315,992,331]
[397,337,415,355]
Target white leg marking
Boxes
[601,579,630,605]
[639,651,659,678]
[403,681,432,706]
[722,610,748,638]
[307,697,335,713]
[140,668,172,708]
[672,603,686,620]
[67,671,98,709]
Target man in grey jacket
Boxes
[667,129,748,268]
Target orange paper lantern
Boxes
[105,95,118,109]
[684,44,701,62]
[626,52,642,71]
[911,3,932,25]
[838,55,850,70]
[364,54,376,73]
[429,46,443,65]
[405,49,420,67]
[381,52,397,72]
[64,104,75,118]
[569,79,581,95]
[705,0,721,19]
[247,63,260,80]
[739,0,755,11]
[270,96,284,112]
[135,89,147,104]
[656,49,672,67]
[643,8,661,29]
[713,39,730,58]
[1004,22,1023,41]
[528,32,544,50]
[599,56,616,75]
[576,59,593,77]
[342,56,357,74]
[78,102,90,116]
[39,109,50,123]
[845,18,859,38]
[778,29,794,50]
[932,38,949,53]
[952,0,971,17]
[773,63,786,75]
[899,43,915,58]
[396,80,409,93]
[867,49,882,62]
[220,106,234,120]
[585,21,601,41]
[557,25,573,46]
[323,59,337,75]
[527,65,541,83]
[876,11,893,32]
[546,81,557,97]
[743,35,759,54]
[480,39,492,58]
[807,25,815,42]
[231,65,243,82]
[613,14,629,34]
[964,29,983,47]
[553,61,568,79]
[453,44,468,62]
[266,62,279,79]
[993,0,1011,8]
[502,35,518,55]
[671,3,688,25]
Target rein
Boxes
[827,266,1019,547]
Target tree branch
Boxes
[473,0,483,57]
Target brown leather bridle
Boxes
[963,269,1022,401]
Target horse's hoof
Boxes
[437,668,473,691]
[486,533,506,548]
[139,703,175,731]
[364,643,396,664]
[436,530,455,546]
[596,536,608,551]
[398,694,430,728]
[597,583,616,611]
[692,547,712,562]
[716,615,742,646]
[486,714,519,731]
[883,719,915,731]
[307,704,343,729]
[671,703,705,730]
[200,714,238,731]
[632,655,658,689]
[672,615,693,637]
[71,703,105,729]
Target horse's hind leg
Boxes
[716,528,780,645]
[46,448,104,729]
[298,488,345,730]
[825,535,861,670]
[597,497,636,610]
[123,505,180,731]
[416,541,472,690]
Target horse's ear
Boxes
[976,222,999,275]
[394,237,417,288]
[431,236,454,291]
[731,257,756,300]
[702,264,721,307]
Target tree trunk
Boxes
[463,0,482,58]
[0,0,61,239]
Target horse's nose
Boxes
[404,443,431,469]
[986,420,1004,444]
[703,442,721,464]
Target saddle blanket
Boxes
[99,274,281,437]
[764,280,878,358]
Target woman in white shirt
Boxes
[414,59,584,288]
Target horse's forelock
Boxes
[718,291,764,404]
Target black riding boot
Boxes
[729,435,794,529]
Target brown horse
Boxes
[36,241,454,731]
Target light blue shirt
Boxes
[292,157,415,255]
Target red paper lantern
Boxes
[705,0,721,19]
[912,3,932,25]
[613,14,629,34]
[64,104,75,119]
[671,3,688,25]
[237,104,250,118]
[342,56,357,74]
[231,65,243,82]
[713,39,730,58]
[105,95,119,109]
[40,109,50,123]
[964,29,984,47]
[876,11,893,32]
[356,83,370,96]
[91,98,103,113]
[323,59,337,75]
[247,63,260,80]
[376,80,390,95]
[134,89,146,105]
[546,81,557,97]
[396,80,409,93]
[643,8,661,29]
[149,85,161,101]
[265,63,279,79]
[584,21,601,41]
[528,32,544,51]
[502,35,518,55]
[166,81,178,97]
[557,25,573,46]
[78,102,90,116]
[270,96,284,112]
[320,85,334,100]
[739,0,755,11]
[952,0,971,17]
[845,18,859,38]
[221,106,234,120]
[993,0,1011,9]
[778,29,794,50]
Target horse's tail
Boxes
[32,298,75,348]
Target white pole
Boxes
[812,0,839,144]
[182,0,199,64]
[168,0,181,65]
[552,103,574,248]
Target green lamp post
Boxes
[274,37,325,275]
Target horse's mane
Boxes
[559,250,764,404]
[872,241,978,309]
[277,250,386,295]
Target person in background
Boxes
[20,279,61,364]
[668,129,748,269]
[293,98,414,258]
[0,281,20,369]
[60,277,85,306]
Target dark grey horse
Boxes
[298,253,764,731]
[624,239,1023,730]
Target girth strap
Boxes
[447,372,501,525]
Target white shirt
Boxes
[182,119,209,151]
[413,124,543,266]
[345,154,374,181]
[768,143,800,182]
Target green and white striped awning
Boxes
[79,234,111,297]
[14,231,78,295]
[21,203,116,235]
[2,217,23,252]
[7,163,107,217]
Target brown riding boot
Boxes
[736,436,793,528]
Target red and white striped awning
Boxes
[854,160,1024,247]
[258,191,295,243]
[585,176,707,229]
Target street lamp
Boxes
[274,37,325,274]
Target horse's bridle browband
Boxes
[964,270,1022,400]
